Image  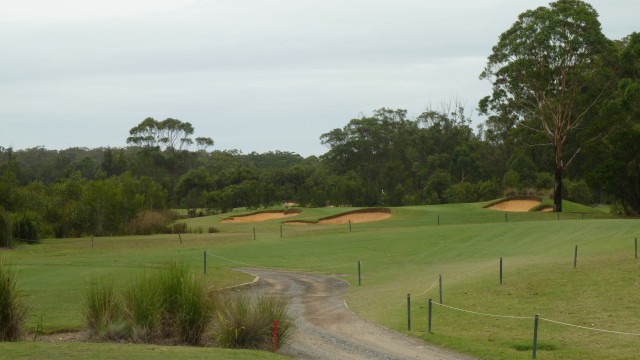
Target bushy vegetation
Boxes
[123,273,162,342]
[0,209,10,248]
[84,264,213,345]
[128,210,178,236]
[83,279,128,340]
[0,260,30,341]
[214,293,295,350]
[156,264,212,345]
[11,211,40,243]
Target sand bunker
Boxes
[318,212,391,224]
[486,197,542,212]
[222,210,301,223]
[284,208,391,225]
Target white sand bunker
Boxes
[285,208,391,225]
[486,197,542,212]
[222,210,301,223]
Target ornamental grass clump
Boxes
[83,278,129,340]
[157,263,213,345]
[84,264,213,345]
[123,273,162,342]
[214,293,295,350]
[0,259,30,341]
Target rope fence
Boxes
[424,296,640,358]
[539,317,640,337]
[433,302,531,320]
[414,278,439,298]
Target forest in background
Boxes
[1,0,638,241]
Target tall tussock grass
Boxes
[83,263,295,348]
[214,293,295,350]
[84,263,213,345]
[123,273,161,342]
[157,264,212,345]
[0,259,30,341]
[83,278,129,340]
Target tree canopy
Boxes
[479,0,614,211]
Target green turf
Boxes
[1,200,638,359]
[0,342,284,360]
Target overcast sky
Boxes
[1,1,637,157]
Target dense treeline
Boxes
[0,1,638,241]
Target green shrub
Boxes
[0,260,30,341]
[129,210,176,235]
[610,202,625,216]
[172,223,187,234]
[214,293,294,350]
[11,212,40,243]
[534,172,554,190]
[0,209,11,248]
[566,180,593,205]
[208,226,220,234]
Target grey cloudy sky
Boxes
[1,0,637,157]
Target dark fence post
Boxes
[500,257,503,285]
[505,212,508,223]
[439,275,443,304]
[428,298,433,333]
[349,219,352,232]
[358,260,361,286]
[204,250,207,274]
[253,227,256,240]
[574,245,578,269]
[407,293,411,331]
[178,233,183,245]
[532,314,539,359]
[635,238,638,259]
[437,215,440,226]
[280,225,283,238]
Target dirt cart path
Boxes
[241,269,474,360]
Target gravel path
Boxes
[241,269,475,360]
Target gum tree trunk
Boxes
[554,167,563,213]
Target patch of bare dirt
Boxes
[242,269,474,360]
[33,330,89,342]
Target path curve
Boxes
[241,269,474,360]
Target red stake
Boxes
[273,319,279,352]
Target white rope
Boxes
[433,302,532,320]
[414,278,439,297]
[539,317,640,336]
